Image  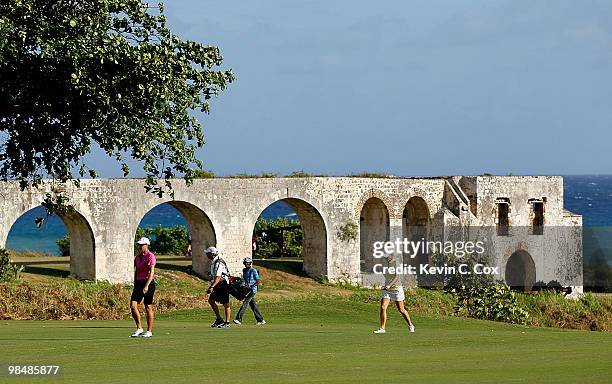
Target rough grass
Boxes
[518,291,612,331]
[1,253,611,331]
[0,255,352,320]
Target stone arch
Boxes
[359,197,390,273]
[505,250,536,291]
[354,189,395,220]
[136,201,217,279]
[403,196,431,234]
[251,197,328,278]
[402,196,431,271]
[395,188,437,219]
[63,209,96,279]
[5,205,96,280]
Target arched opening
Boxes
[252,199,327,278]
[5,206,96,279]
[403,197,430,237]
[136,201,216,279]
[359,197,390,273]
[505,250,536,291]
[402,197,431,273]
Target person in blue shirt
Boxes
[233,257,266,325]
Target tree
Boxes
[0,1,234,200]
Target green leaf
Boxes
[0,0,234,202]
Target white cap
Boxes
[243,257,253,264]
[137,237,151,245]
[205,246,219,255]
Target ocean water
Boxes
[563,175,612,226]
[5,200,296,254]
[563,175,612,265]
[4,176,612,260]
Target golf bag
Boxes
[212,257,251,300]
[228,276,251,300]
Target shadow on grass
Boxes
[155,261,199,277]
[255,259,306,277]
[0,338,117,341]
[156,256,189,261]
[22,266,70,278]
[15,260,68,266]
[53,326,127,329]
[155,257,306,280]
[16,257,306,281]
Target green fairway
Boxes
[0,299,610,384]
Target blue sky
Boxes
[92,0,612,176]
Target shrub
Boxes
[419,253,529,324]
[337,222,358,242]
[451,284,529,325]
[230,172,278,178]
[59,226,190,256]
[56,235,70,256]
[349,172,394,178]
[191,169,215,179]
[137,226,189,255]
[286,170,326,178]
[418,252,496,288]
[0,248,24,282]
[584,253,612,292]
[254,217,302,258]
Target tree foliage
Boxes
[584,253,612,293]
[254,217,302,258]
[59,225,189,256]
[0,0,234,197]
[0,247,24,281]
[135,225,188,255]
[56,234,70,256]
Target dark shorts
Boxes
[210,280,230,305]
[131,280,156,305]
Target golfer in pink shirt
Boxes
[130,237,156,338]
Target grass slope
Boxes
[1,299,611,384]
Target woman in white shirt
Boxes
[374,253,415,334]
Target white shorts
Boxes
[381,287,405,302]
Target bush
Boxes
[349,172,394,178]
[430,254,529,324]
[56,235,70,256]
[286,170,326,178]
[230,172,278,178]
[418,252,496,288]
[0,248,24,282]
[337,223,358,242]
[191,169,215,179]
[254,217,302,258]
[136,226,189,255]
[451,284,529,325]
[584,254,612,292]
[58,226,190,257]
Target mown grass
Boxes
[1,253,611,383]
[0,299,611,384]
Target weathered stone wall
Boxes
[469,176,582,291]
[0,176,582,291]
